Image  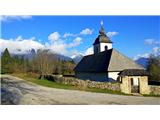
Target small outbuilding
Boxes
[118,69,150,94]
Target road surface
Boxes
[1,75,160,105]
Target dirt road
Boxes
[1,75,160,105]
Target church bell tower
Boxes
[93,21,113,54]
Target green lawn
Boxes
[12,73,77,90]
[11,73,124,95]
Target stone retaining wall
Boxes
[41,75,121,92]
[149,85,160,95]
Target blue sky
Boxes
[0,16,160,59]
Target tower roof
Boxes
[93,21,112,45]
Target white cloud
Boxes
[133,53,150,60]
[47,32,82,55]
[0,29,86,57]
[48,41,67,55]
[80,28,93,35]
[63,33,77,38]
[0,15,32,21]
[133,47,160,60]
[85,46,93,56]
[48,32,60,41]
[48,37,82,55]
[134,38,160,60]
[70,50,84,59]
[63,28,93,39]
[107,31,119,37]
[153,47,160,56]
[68,37,82,48]
[145,39,160,46]
[0,36,44,54]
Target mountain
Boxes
[11,48,73,62]
[55,54,73,61]
[10,48,36,60]
[3,48,83,63]
[24,48,36,60]
[71,53,83,64]
[135,57,149,69]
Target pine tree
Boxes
[1,48,13,73]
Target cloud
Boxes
[134,38,160,60]
[133,53,150,60]
[107,31,119,37]
[133,47,160,60]
[0,29,85,57]
[48,41,67,55]
[0,15,32,21]
[0,36,44,54]
[0,35,82,56]
[47,33,82,55]
[85,46,93,56]
[70,50,84,58]
[63,33,77,38]
[63,28,93,39]
[48,32,61,41]
[80,28,93,35]
[145,39,160,46]
[68,37,82,48]
[153,47,160,56]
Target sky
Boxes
[0,16,160,59]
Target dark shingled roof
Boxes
[74,49,144,72]
[118,69,150,76]
[93,35,112,45]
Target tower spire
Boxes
[100,20,103,26]
[99,20,106,35]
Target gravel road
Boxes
[1,75,160,105]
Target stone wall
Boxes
[75,72,108,82]
[120,76,131,94]
[139,76,150,94]
[149,85,160,95]
[42,75,121,92]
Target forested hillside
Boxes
[1,48,76,76]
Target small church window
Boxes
[105,46,108,51]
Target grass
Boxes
[143,94,160,97]
[11,73,77,90]
[10,73,124,95]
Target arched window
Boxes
[105,46,108,51]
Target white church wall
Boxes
[108,72,119,82]
[100,43,112,52]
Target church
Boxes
[74,21,145,83]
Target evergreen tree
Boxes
[1,48,13,73]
